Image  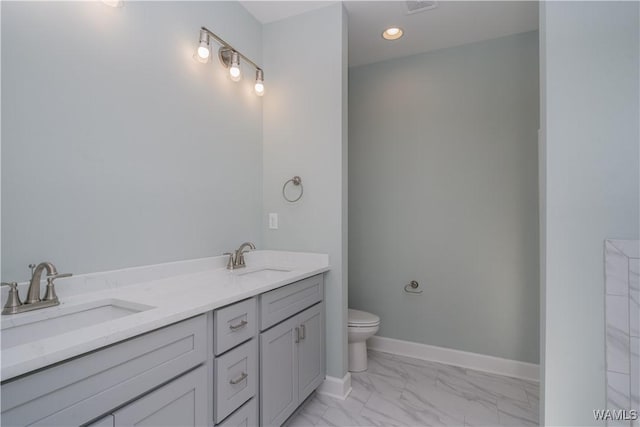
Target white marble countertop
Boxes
[0,250,329,381]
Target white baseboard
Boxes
[368,336,539,382]
[317,372,352,400]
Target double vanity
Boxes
[0,250,329,427]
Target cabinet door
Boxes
[259,316,299,427]
[113,366,207,427]
[297,303,325,402]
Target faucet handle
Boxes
[42,273,70,302]
[48,273,72,280]
[1,282,23,315]
[43,278,58,302]
[235,250,246,267]
[223,253,235,270]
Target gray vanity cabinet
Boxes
[296,303,324,401]
[112,366,207,427]
[217,398,257,427]
[1,315,207,427]
[89,366,207,427]
[260,303,324,427]
[1,273,326,427]
[214,339,257,423]
[259,274,325,427]
[212,297,259,426]
[259,315,300,427]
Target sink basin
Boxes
[236,268,292,281]
[1,299,154,350]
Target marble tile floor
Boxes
[285,350,539,427]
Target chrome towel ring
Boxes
[282,176,304,203]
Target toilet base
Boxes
[349,341,368,372]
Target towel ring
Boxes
[282,176,304,203]
[404,280,423,294]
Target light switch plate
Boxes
[268,213,278,229]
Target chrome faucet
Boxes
[224,242,256,270]
[26,262,58,304]
[1,262,72,315]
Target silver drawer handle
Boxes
[300,324,306,340]
[230,372,248,385]
[229,320,248,331]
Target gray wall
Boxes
[349,32,540,363]
[1,1,263,281]
[540,2,640,425]
[262,3,349,379]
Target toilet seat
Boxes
[348,309,380,327]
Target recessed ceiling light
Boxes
[382,27,404,41]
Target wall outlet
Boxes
[268,213,278,229]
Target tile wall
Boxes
[606,240,640,427]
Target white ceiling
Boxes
[240,1,338,25]
[239,1,539,67]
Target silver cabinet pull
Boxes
[229,320,248,331]
[295,327,300,343]
[300,324,306,340]
[229,372,248,385]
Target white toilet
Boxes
[347,308,380,372]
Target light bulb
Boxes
[195,30,210,63]
[254,69,265,96]
[197,43,210,60]
[229,65,241,81]
[254,81,264,96]
[229,51,241,82]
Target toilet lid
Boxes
[348,309,380,326]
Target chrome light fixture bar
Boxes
[196,26,265,95]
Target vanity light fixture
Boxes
[195,29,211,63]
[195,26,264,95]
[254,69,265,96]
[228,51,242,82]
[382,27,404,40]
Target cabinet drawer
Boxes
[1,315,207,427]
[113,366,207,427]
[214,339,257,423]
[259,274,323,330]
[217,398,257,427]
[214,298,256,355]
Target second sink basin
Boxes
[1,299,155,350]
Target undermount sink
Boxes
[0,299,155,350]
[235,268,292,281]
